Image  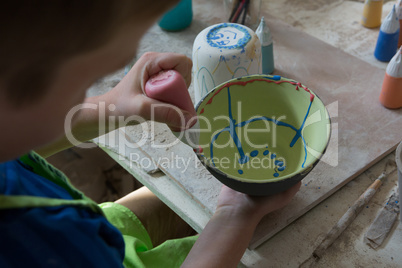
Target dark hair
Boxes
[0,0,177,105]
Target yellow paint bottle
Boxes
[361,0,384,28]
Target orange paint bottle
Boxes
[379,47,402,109]
[380,74,402,108]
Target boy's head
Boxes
[0,0,178,105]
[0,0,179,160]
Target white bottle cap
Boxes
[381,5,400,34]
[386,47,402,77]
[256,17,272,46]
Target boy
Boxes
[0,1,300,267]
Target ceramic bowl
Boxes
[195,74,331,196]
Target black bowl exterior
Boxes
[197,154,320,196]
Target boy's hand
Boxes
[107,52,194,130]
[35,52,193,158]
[182,183,300,267]
[215,182,301,225]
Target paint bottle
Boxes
[374,5,400,62]
[256,17,274,74]
[145,70,199,148]
[158,0,193,32]
[397,0,402,48]
[379,46,402,109]
[145,70,195,114]
[361,0,383,28]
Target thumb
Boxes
[137,95,197,131]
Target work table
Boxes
[90,1,402,267]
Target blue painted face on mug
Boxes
[207,23,251,50]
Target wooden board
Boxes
[98,6,402,250]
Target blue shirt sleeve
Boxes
[0,157,125,267]
[0,205,125,268]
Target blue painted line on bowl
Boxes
[205,77,319,180]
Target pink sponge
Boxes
[145,70,196,116]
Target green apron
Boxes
[0,151,197,268]
[0,151,103,214]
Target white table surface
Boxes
[91,1,401,267]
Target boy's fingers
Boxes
[247,181,301,218]
[140,52,193,88]
[135,95,196,131]
[271,181,301,208]
[157,54,193,87]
